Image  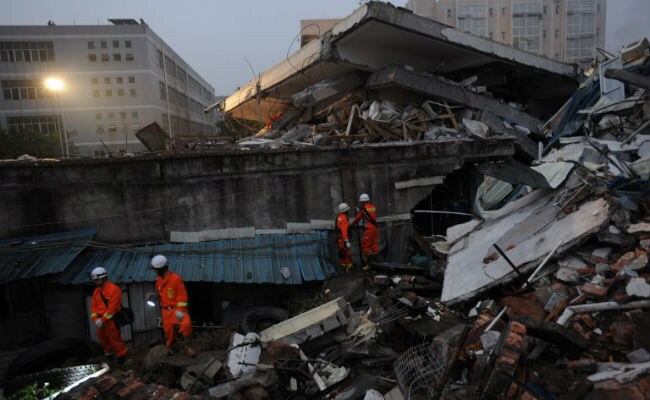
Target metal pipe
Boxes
[484,306,508,332]
[522,241,563,289]
[557,300,650,326]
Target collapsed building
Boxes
[1,2,650,399]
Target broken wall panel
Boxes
[442,196,609,305]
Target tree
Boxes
[0,127,73,159]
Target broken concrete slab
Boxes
[366,67,543,133]
[221,2,577,121]
[260,297,349,345]
[442,197,609,305]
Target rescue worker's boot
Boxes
[343,263,353,273]
[177,334,197,358]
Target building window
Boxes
[129,88,137,96]
[7,115,62,134]
[120,112,127,120]
[87,41,95,49]
[132,111,138,119]
[105,89,112,97]
[489,32,493,39]
[556,5,560,14]
[501,31,506,40]
[93,89,100,97]
[157,49,163,68]
[88,54,97,62]
[125,53,134,61]
[112,40,119,48]
[116,77,123,84]
[104,77,111,84]
[543,5,547,14]
[101,53,109,62]
[97,125,104,133]
[117,88,124,96]
[597,3,600,12]
[159,81,166,100]
[108,112,114,119]
[596,27,600,36]
[543,30,547,38]
[446,9,452,18]
[555,53,559,60]
[91,77,98,84]
[95,113,102,120]
[125,40,132,48]
[0,41,55,63]
[457,4,487,37]
[512,3,542,53]
[113,53,121,61]
[128,76,135,83]
[501,7,506,16]
[555,29,559,38]
[2,79,56,100]
[489,7,493,17]
[100,41,107,49]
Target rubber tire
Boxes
[240,307,289,333]
[7,338,103,379]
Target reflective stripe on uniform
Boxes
[91,313,98,318]
[103,313,113,319]
[177,302,188,307]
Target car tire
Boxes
[240,307,289,333]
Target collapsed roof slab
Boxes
[222,1,580,121]
[366,66,542,132]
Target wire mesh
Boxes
[393,341,448,400]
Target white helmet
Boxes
[151,254,168,269]
[337,203,350,213]
[90,267,108,280]
[359,193,370,202]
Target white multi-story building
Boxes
[0,19,217,156]
[405,0,606,64]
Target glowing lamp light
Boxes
[44,77,64,91]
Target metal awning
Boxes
[0,229,96,284]
[61,232,333,285]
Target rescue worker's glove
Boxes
[355,207,360,213]
[175,311,185,321]
[95,319,104,328]
[345,240,351,249]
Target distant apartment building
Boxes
[0,19,217,156]
[405,0,606,64]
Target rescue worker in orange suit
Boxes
[90,267,128,366]
[150,254,193,348]
[335,202,353,272]
[351,193,379,269]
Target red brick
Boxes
[580,283,608,298]
[501,294,546,320]
[577,267,597,274]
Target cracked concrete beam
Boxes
[366,66,542,133]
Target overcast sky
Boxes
[2,1,649,95]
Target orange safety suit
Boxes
[352,202,379,255]
[90,281,127,357]
[156,270,192,347]
[336,212,352,269]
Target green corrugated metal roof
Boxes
[61,232,334,285]
[0,229,96,283]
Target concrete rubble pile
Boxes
[222,1,579,157]
[7,4,650,400]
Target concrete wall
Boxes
[0,139,513,243]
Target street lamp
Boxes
[44,76,68,157]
